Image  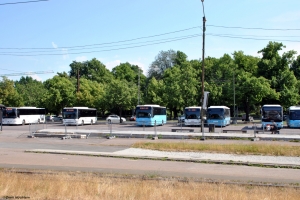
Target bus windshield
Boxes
[136,109,151,118]
[185,108,200,119]
[62,110,78,119]
[207,109,224,119]
[289,110,300,120]
[3,109,17,118]
[262,107,282,121]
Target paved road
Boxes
[0,126,300,184]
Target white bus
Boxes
[62,107,97,125]
[184,106,204,126]
[2,107,46,125]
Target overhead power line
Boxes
[0,70,54,77]
[207,25,300,31]
[0,0,49,6]
[208,33,300,43]
[0,26,201,50]
[0,24,300,56]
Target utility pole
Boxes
[200,0,206,140]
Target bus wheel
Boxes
[22,120,25,125]
[81,120,84,126]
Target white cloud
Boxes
[128,61,147,75]
[52,42,58,49]
[30,74,42,81]
[105,60,121,71]
[75,56,88,62]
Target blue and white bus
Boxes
[206,106,230,127]
[135,105,167,126]
[286,106,300,128]
[2,107,45,125]
[184,106,204,126]
[261,104,283,129]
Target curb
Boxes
[25,149,300,170]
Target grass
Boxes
[0,170,299,200]
[132,142,300,156]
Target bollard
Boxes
[180,120,183,132]
[65,123,67,134]
[154,121,157,136]
[152,121,158,140]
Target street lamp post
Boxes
[201,0,206,140]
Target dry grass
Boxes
[0,170,299,200]
[132,142,300,156]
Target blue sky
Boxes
[1,0,300,81]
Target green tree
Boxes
[43,76,76,115]
[235,72,278,119]
[104,79,137,122]
[145,77,165,106]
[75,78,105,110]
[148,49,176,80]
[290,55,300,79]
[162,66,182,119]
[112,62,147,105]
[69,58,113,84]
[15,76,46,107]
[257,42,299,106]
[0,77,22,106]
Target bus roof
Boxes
[6,107,43,109]
[137,104,165,108]
[208,106,230,109]
[262,104,281,107]
[288,106,300,110]
[63,107,93,109]
[185,106,201,109]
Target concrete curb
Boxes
[33,129,300,141]
[25,149,300,169]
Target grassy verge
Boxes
[0,170,299,200]
[132,142,300,156]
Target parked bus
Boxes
[286,106,300,128]
[135,105,166,126]
[261,104,283,129]
[184,106,204,126]
[206,106,231,126]
[2,107,45,125]
[62,107,97,125]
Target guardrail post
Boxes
[180,120,183,132]
[110,121,112,137]
[254,123,257,138]
[65,123,67,134]
[154,121,157,136]
[143,121,145,131]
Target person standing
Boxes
[271,121,278,134]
